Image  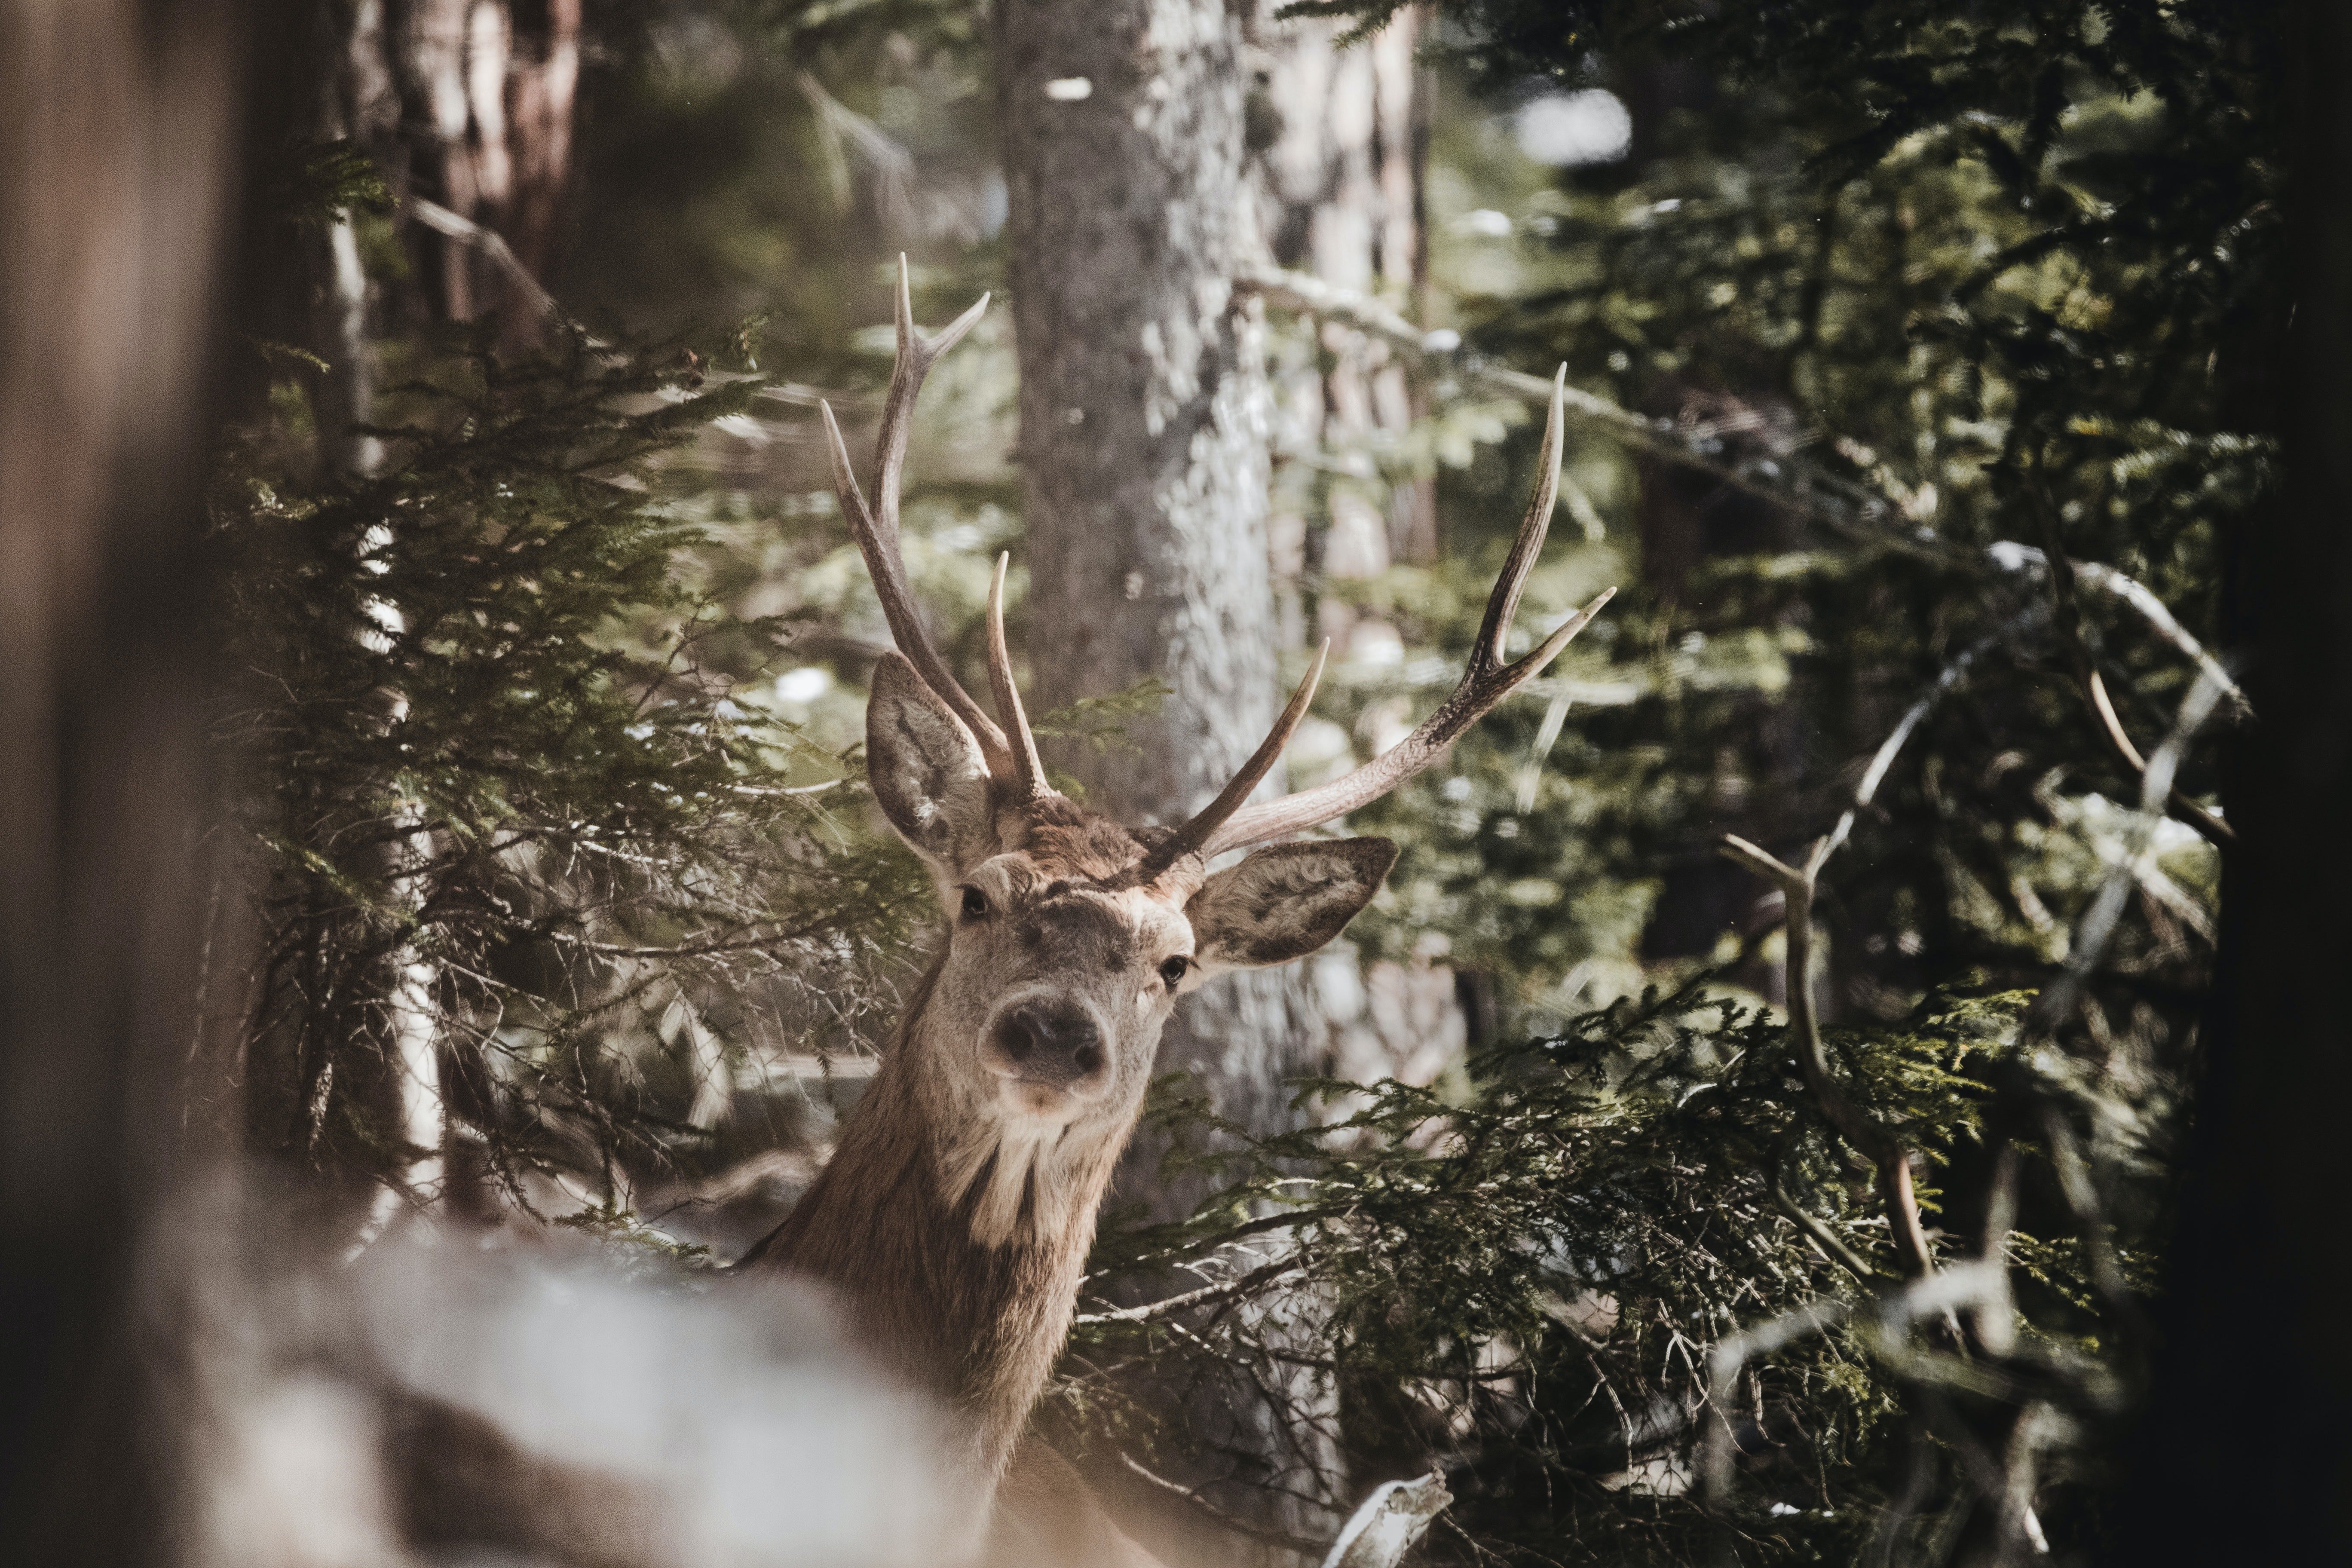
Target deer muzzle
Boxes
[984,998,1107,1101]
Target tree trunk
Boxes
[318,0,579,345]
[0,2,262,1558]
[2115,1,2352,1559]
[997,0,1303,1194]
[998,2,1438,1550]
[1244,4,1466,1107]
[996,0,1346,1549]
[1250,2,1433,577]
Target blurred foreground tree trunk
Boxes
[0,2,264,1560]
[2117,2,2352,1560]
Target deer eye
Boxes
[960,886,989,921]
[1158,956,1191,990]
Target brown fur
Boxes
[743,940,1129,1488]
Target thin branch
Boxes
[1117,1453,1330,1558]
[2030,665,2231,1030]
[1703,1296,1853,1502]
[1076,1254,1305,1327]
[1769,1141,1883,1285]
[1986,541,2250,719]
[1720,615,2049,1276]
[2004,507,2234,847]
[1721,834,1934,1277]
[405,196,576,333]
[1236,263,1922,554]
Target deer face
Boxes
[814,266,1606,1247]
[864,654,1394,1244]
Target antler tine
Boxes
[817,257,1008,773]
[1141,641,1329,877]
[986,553,1050,802]
[1476,365,1568,669]
[1196,371,1614,859]
[877,254,990,529]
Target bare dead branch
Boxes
[1721,833,1936,1277]
[2032,665,2231,1029]
[1236,264,1917,552]
[405,196,571,330]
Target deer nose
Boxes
[995,1002,1105,1086]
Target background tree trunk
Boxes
[1244,4,1469,1107]
[997,0,1300,1204]
[996,0,1341,1549]
[0,2,263,1559]
[999,1,1436,1551]
[318,0,579,345]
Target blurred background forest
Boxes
[6,2,2339,1567]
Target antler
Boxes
[986,552,1050,802]
[820,256,1044,784]
[1166,368,1616,864]
[1134,640,1330,878]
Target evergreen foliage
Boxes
[217,326,928,1213]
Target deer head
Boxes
[816,261,1614,1251]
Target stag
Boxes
[740,263,1612,1564]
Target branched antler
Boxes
[818,257,1032,781]
[1157,368,1616,866]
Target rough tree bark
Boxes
[996,0,1300,1199]
[998,5,1438,1549]
[995,0,1345,1550]
[0,2,263,1560]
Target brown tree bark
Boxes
[0,2,265,1559]
[996,0,1303,1192]
[996,0,1345,1550]
[317,0,579,349]
[998,3,1436,1551]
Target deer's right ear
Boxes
[866,652,996,872]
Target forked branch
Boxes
[1721,831,1937,1279]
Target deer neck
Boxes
[747,956,1134,1483]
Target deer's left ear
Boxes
[1184,839,1398,977]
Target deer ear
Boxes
[1185,839,1398,976]
[866,652,997,872]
